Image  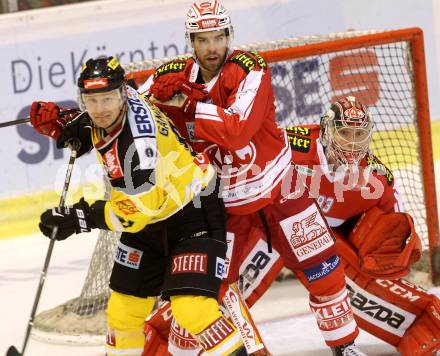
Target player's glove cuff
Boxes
[89,200,110,231]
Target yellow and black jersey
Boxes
[92,86,215,233]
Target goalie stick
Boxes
[6,140,80,356]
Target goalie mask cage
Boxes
[32,27,439,345]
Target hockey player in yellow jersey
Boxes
[30,56,250,356]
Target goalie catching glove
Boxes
[39,198,99,240]
[347,206,422,279]
[30,101,81,140]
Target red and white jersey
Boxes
[286,125,404,227]
[139,50,291,215]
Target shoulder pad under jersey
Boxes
[154,58,190,78]
[365,153,394,185]
[228,50,267,74]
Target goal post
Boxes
[32,27,440,344]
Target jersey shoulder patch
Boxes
[154,58,188,78]
[228,50,262,74]
[249,51,268,69]
[365,153,394,185]
[285,126,313,153]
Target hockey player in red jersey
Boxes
[137,1,365,355]
[281,96,439,356]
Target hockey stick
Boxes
[0,109,80,129]
[0,117,30,128]
[6,140,80,356]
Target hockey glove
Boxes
[30,101,81,140]
[149,75,208,103]
[39,198,94,241]
[348,206,422,278]
[56,112,93,157]
[151,93,199,117]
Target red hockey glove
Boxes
[150,75,208,103]
[30,101,80,140]
[149,75,182,102]
[149,75,208,118]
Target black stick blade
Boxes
[6,346,21,356]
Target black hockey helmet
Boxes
[78,56,125,94]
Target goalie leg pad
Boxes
[161,237,226,300]
[142,301,173,356]
[143,324,170,356]
[168,318,201,355]
[154,282,272,356]
[229,225,284,308]
[143,301,201,356]
[397,296,440,356]
[106,291,156,356]
[194,316,243,354]
[337,231,437,349]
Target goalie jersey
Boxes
[286,125,403,227]
[91,86,215,233]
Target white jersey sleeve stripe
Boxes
[230,70,263,120]
[137,75,154,96]
[194,105,224,122]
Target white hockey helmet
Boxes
[185,1,234,44]
[320,96,374,166]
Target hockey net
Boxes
[32,27,439,344]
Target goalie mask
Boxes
[185,1,234,46]
[320,96,374,166]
